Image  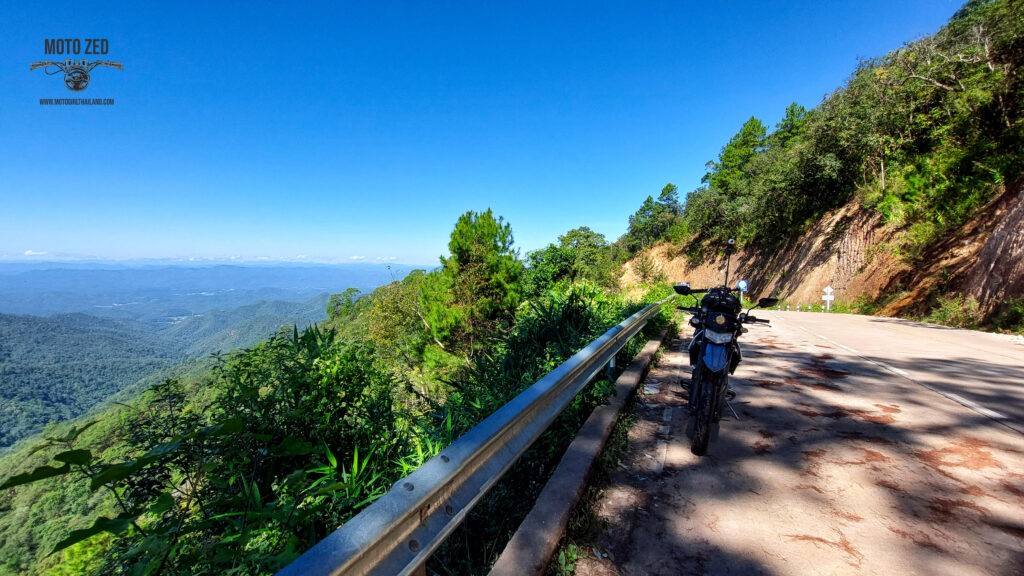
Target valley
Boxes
[0,262,420,451]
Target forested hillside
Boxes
[0,314,173,449]
[0,208,669,576]
[159,296,328,358]
[0,296,327,452]
[615,0,1023,329]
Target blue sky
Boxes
[1,1,961,265]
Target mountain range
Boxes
[0,262,421,451]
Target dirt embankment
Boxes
[622,179,1024,316]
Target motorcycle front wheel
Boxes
[691,373,715,455]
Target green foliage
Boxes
[364,270,429,372]
[452,282,630,416]
[674,0,1023,256]
[524,244,575,298]
[1,327,408,575]
[852,295,882,315]
[623,184,684,253]
[631,253,665,284]
[703,117,768,196]
[987,298,1024,333]
[560,227,620,288]
[0,296,327,453]
[0,313,174,450]
[44,535,111,576]
[925,295,983,328]
[421,209,525,358]
[1,207,666,576]
[525,227,619,297]
[427,284,648,575]
[552,543,582,576]
[326,288,361,321]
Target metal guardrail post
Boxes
[278,297,670,576]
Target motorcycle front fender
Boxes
[702,343,729,373]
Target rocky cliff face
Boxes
[623,179,1024,318]
[949,183,1024,310]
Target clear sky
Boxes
[1,1,961,265]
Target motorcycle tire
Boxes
[691,374,715,456]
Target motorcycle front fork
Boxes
[688,368,737,419]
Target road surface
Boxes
[575,311,1024,576]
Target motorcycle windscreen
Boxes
[702,343,729,372]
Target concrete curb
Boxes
[488,329,669,576]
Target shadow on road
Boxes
[575,334,1024,576]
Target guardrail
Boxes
[278,297,670,576]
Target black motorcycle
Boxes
[675,240,777,455]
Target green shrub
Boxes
[987,298,1024,334]
[632,253,665,284]
[925,295,983,329]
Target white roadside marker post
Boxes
[823,285,835,312]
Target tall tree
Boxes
[768,103,808,149]
[421,209,524,356]
[559,226,615,285]
[625,183,684,252]
[327,288,361,320]
[702,116,767,198]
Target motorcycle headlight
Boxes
[705,329,733,344]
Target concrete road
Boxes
[575,312,1024,576]
[768,312,1024,435]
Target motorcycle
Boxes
[674,239,777,455]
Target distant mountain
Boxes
[160,295,330,358]
[0,262,423,319]
[0,263,420,451]
[0,294,330,452]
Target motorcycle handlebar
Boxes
[744,315,770,324]
[678,287,741,294]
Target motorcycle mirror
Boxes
[674,282,691,295]
[758,297,779,308]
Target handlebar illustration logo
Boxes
[32,38,121,99]
[31,60,123,91]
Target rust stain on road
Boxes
[875,478,905,492]
[927,497,990,523]
[784,530,863,567]
[798,366,849,380]
[886,525,943,551]
[751,378,785,388]
[794,403,898,424]
[917,437,1003,472]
